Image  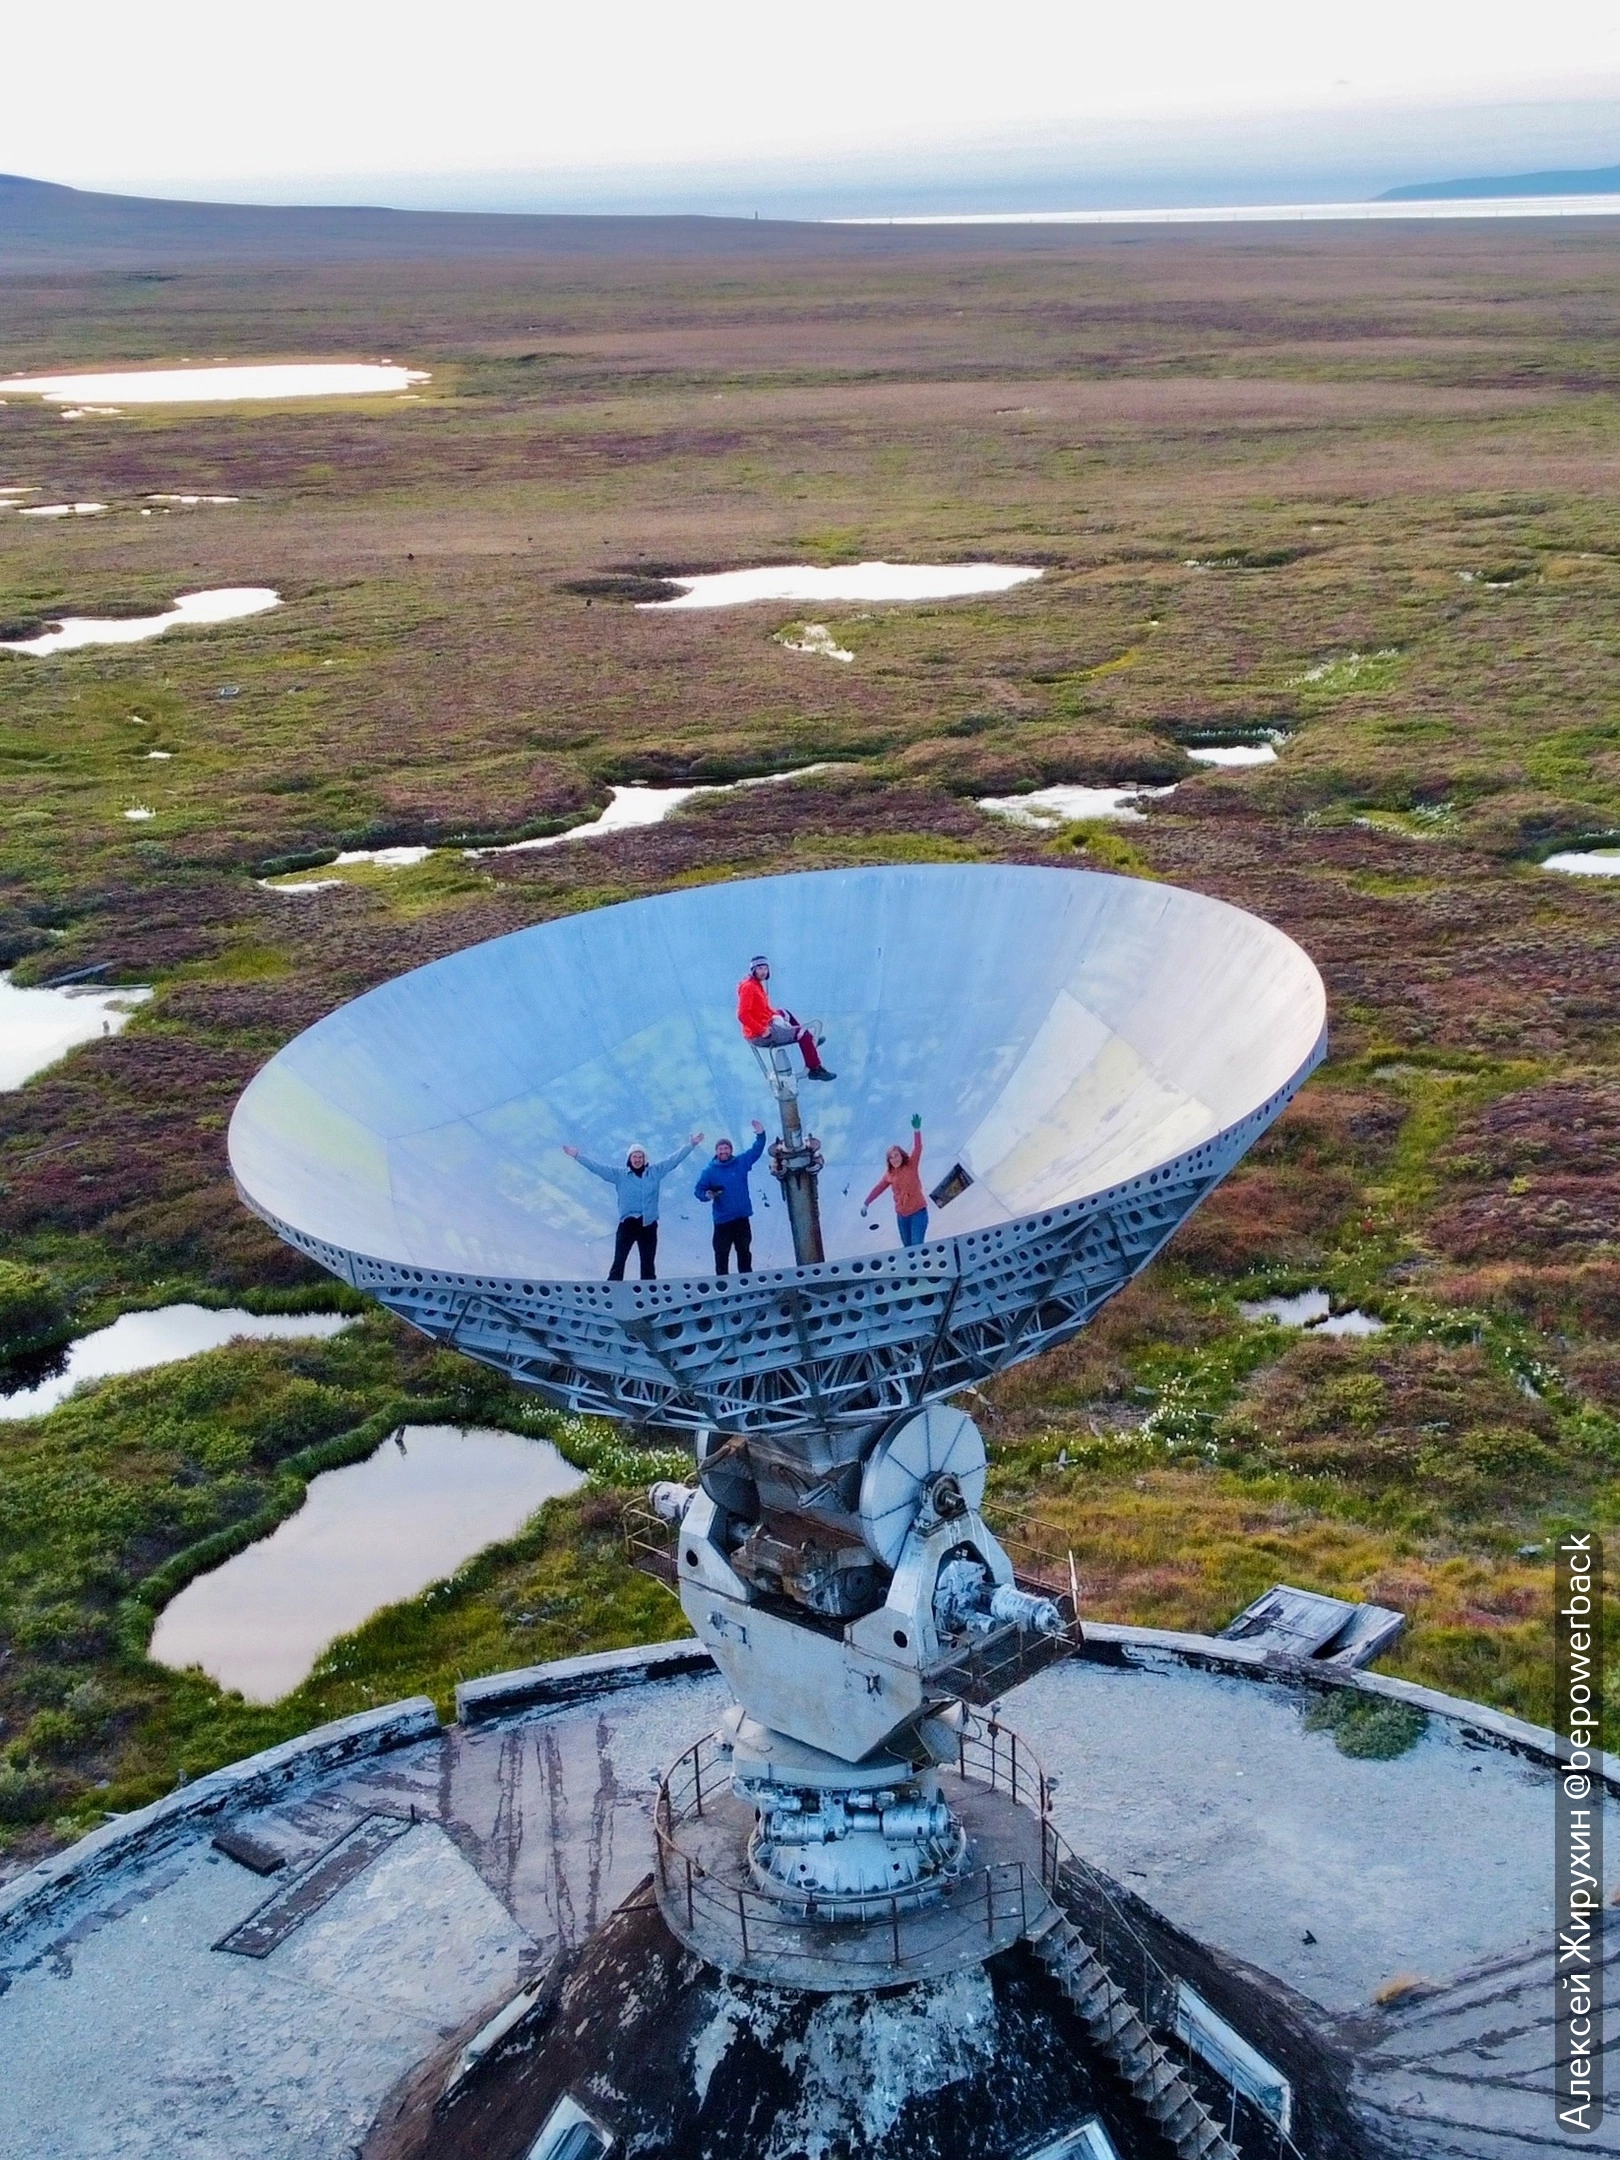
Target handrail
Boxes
[621,1497,677,1584]
[654,1725,1038,1963]
[656,1716,1307,2155]
[1038,1813,1311,2159]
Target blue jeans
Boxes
[898,1207,928,1248]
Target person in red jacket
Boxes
[736,955,835,1080]
[862,1115,928,1246]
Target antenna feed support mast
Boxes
[755,1043,825,1265]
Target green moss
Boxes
[0,1260,69,1361]
[1303,1689,1428,1760]
[1051,821,1156,875]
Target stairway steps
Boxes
[1183,2124,1231,2160]
[1030,1911,1241,2160]
[1135,2058,1180,2099]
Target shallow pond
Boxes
[469,767,832,858]
[0,1304,352,1420]
[1544,849,1620,878]
[148,1423,586,1701]
[260,768,836,890]
[1239,1289,1385,1337]
[0,363,429,405]
[641,562,1041,609]
[1,587,280,656]
[978,783,1176,827]
[476,783,719,856]
[0,971,152,1090]
[1315,1309,1386,1337]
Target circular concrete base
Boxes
[654,1770,1046,1990]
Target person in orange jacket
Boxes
[863,1115,927,1247]
[736,954,835,1081]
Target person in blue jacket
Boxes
[563,1133,702,1281]
[694,1120,767,1275]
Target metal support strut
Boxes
[754,1044,825,1266]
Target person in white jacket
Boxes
[563,1134,702,1280]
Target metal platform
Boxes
[652,1719,1051,1990]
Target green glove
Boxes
[911,1113,922,1129]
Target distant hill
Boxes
[0,171,863,269]
[1380,163,1620,202]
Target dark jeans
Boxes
[609,1217,658,1280]
[712,1218,753,1274]
[898,1207,929,1249]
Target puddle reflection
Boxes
[149,1424,586,1701]
[0,1304,351,1420]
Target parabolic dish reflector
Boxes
[230,865,1325,1435]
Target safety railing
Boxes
[653,1724,1045,1970]
[958,1711,1307,2159]
[655,1714,1306,2154]
[986,1511,1083,1605]
[1037,1806,1311,2160]
[622,1497,678,1588]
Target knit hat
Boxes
[750,954,770,969]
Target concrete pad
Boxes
[2,1822,530,2160]
[1009,1652,1609,2014]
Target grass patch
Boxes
[1303,1690,1428,1759]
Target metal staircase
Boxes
[1026,1902,1240,2160]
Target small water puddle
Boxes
[148,1423,586,1701]
[978,783,1176,827]
[260,768,837,890]
[16,502,106,519]
[1,587,280,656]
[468,766,834,859]
[1186,743,1280,768]
[0,971,152,1090]
[1239,1289,1386,1336]
[0,363,429,405]
[641,562,1042,610]
[0,1304,352,1420]
[1315,1309,1387,1337]
[1544,849,1620,878]
[333,844,435,868]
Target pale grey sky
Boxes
[6,0,1620,205]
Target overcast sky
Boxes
[6,1,1620,206]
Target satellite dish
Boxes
[858,1406,987,1569]
[229,864,1325,1437]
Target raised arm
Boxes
[651,1136,701,1181]
[569,1151,618,1184]
[741,1129,767,1169]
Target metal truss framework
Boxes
[245,1060,1316,1445]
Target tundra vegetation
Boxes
[1,214,1617,1857]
